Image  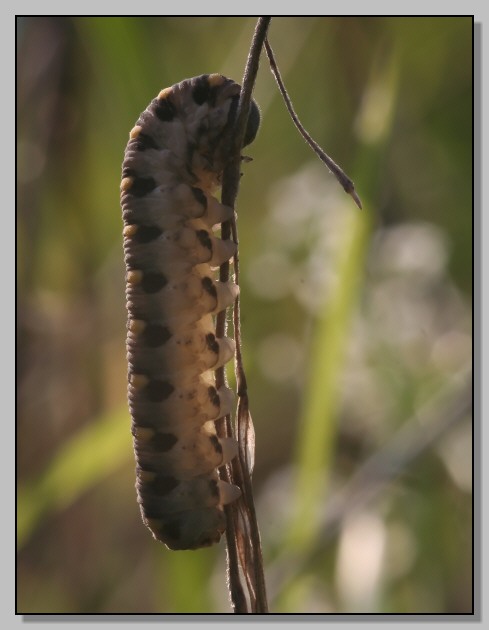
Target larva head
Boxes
[205,73,260,148]
[243,98,261,147]
[175,74,260,185]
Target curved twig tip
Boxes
[264,36,362,210]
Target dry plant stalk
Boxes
[216,16,271,615]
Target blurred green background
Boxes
[17,16,473,614]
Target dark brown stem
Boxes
[230,221,268,611]
[215,16,271,614]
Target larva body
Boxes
[120,74,260,550]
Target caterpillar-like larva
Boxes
[120,74,260,550]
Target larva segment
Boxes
[121,74,260,550]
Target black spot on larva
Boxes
[199,534,220,547]
[140,504,159,520]
[146,380,174,402]
[205,333,219,354]
[209,434,222,455]
[122,166,135,178]
[191,187,207,208]
[141,272,168,293]
[129,176,157,197]
[122,208,137,224]
[208,479,219,499]
[201,276,217,300]
[152,432,178,452]
[143,323,171,347]
[208,386,220,407]
[152,96,177,122]
[136,109,155,128]
[192,75,211,105]
[136,461,159,476]
[152,475,179,496]
[131,132,159,151]
[132,417,150,430]
[159,521,182,543]
[197,229,212,252]
[134,225,163,244]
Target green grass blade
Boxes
[18,407,131,548]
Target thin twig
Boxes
[230,219,268,611]
[215,16,271,614]
[264,37,362,209]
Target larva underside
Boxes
[120,74,260,550]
